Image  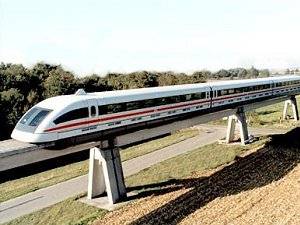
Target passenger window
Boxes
[221,90,228,95]
[98,105,108,115]
[228,89,234,94]
[186,94,192,101]
[126,102,140,111]
[144,99,156,108]
[54,108,89,124]
[91,106,96,117]
[107,104,125,114]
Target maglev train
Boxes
[11,75,300,144]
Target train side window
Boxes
[234,88,242,94]
[228,89,234,95]
[98,105,108,115]
[166,96,179,104]
[91,106,96,117]
[191,93,199,100]
[160,97,168,105]
[185,94,192,101]
[220,90,228,96]
[107,103,125,114]
[126,101,140,111]
[179,95,187,102]
[144,99,156,108]
[54,107,89,124]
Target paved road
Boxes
[0,125,287,223]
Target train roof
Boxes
[36,75,300,109]
[208,75,300,89]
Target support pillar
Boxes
[226,107,249,145]
[226,115,236,143]
[283,96,299,121]
[87,147,106,199]
[87,137,127,204]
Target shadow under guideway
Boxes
[127,127,300,225]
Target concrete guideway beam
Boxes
[1,96,292,173]
[87,137,127,204]
[283,96,299,121]
[226,107,249,145]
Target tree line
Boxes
[0,62,270,140]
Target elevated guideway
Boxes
[0,95,297,173]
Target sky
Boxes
[0,0,300,76]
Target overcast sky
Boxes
[0,0,300,75]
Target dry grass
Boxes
[94,128,300,225]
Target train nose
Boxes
[11,127,57,143]
[11,127,38,143]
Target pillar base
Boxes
[226,107,249,145]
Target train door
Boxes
[87,99,98,118]
[270,81,275,96]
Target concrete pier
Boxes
[87,138,126,204]
[226,107,249,145]
[283,96,299,121]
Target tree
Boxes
[259,69,270,77]
[214,69,230,79]
[285,69,290,74]
[43,67,76,97]
[191,71,209,83]
[157,72,179,86]
[30,62,60,81]
[77,74,110,92]
[0,89,24,139]
[125,71,158,89]
[247,66,259,78]
[237,68,247,78]
[106,73,126,90]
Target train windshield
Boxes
[20,107,39,124]
[29,109,52,127]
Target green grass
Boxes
[4,137,268,225]
[4,194,107,225]
[120,129,199,161]
[0,129,199,203]
[125,136,268,187]
[210,96,300,129]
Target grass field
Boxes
[210,96,300,129]
[0,129,199,203]
[4,136,268,225]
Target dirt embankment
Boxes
[94,128,300,225]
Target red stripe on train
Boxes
[45,86,297,133]
[45,98,211,132]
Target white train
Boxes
[11,75,300,144]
